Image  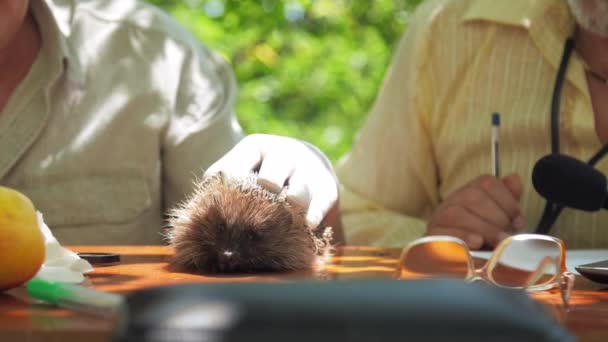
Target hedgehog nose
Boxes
[218,250,238,271]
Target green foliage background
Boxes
[145,0,423,162]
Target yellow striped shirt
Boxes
[337,0,608,249]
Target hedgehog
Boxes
[165,173,333,273]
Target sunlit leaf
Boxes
[145,0,423,162]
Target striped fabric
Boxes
[337,0,608,248]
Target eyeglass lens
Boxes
[491,238,561,288]
[399,241,470,279]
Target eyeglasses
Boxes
[397,234,575,308]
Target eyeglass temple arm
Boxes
[524,256,574,309]
[560,272,575,311]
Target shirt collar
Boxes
[461,0,560,29]
[461,0,587,96]
[31,0,85,86]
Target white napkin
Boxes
[32,211,94,283]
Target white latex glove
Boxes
[204,134,338,228]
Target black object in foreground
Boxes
[532,154,608,211]
[112,280,572,342]
[576,260,608,284]
[77,253,121,266]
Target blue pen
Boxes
[492,112,500,178]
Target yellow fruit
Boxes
[0,186,45,291]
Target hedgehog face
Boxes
[168,174,316,273]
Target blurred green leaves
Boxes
[145,0,423,162]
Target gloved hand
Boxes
[204,134,338,228]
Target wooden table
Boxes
[1,246,608,342]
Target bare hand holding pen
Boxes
[426,174,526,250]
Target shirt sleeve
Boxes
[162,40,244,210]
[336,3,440,248]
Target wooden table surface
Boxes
[1,246,608,342]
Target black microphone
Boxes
[532,154,608,211]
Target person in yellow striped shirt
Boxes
[337,0,608,249]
